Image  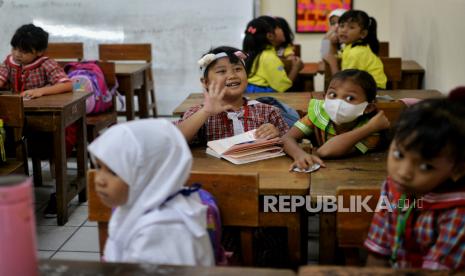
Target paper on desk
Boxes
[292,163,321,173]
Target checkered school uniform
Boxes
[365,177,465,270]
[294,99,381,153]
[176,98,289,143]
[0,55,70,92]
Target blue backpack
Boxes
[255,96,300,127]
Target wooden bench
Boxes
[99,43,157,118]
[45,43,84,61]
[88,170,260,266]
[0,94,27,176]
[336,187,380,265]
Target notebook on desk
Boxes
[206,130,285,165]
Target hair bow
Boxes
[247,26,257,34]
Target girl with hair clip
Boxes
[324,10,387,89]
[274,16,296,58]
[177,46,309,151]
[283,69,390,170]
[88,119,214,265]
[365,87,465,270]
[243,16,303,93]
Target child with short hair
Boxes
[274,16,296,58]
[88,119,214,265]
[243,16,303,93]
[176,46,291,144]
[283,69,389,170]
[0,24,72,97]
[365,88,465,269]
[324,10,387,89]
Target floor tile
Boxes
[83,220,98,227]
[52,251,100,261]
[61,227,99,252]
[36,226,78,251]
[37,250,55,259]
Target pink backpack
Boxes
[64,61,117,114]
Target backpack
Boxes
[198,188,228,265]
[64,61,117,114]
[255,96,300,128]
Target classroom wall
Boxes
[389,0,465,93]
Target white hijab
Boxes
[88,119,204,258]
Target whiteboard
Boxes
[0,0,254,116]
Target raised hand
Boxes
[201,81,234,115]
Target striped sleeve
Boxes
[293,116,314,136]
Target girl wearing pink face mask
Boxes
[283,69,390,170]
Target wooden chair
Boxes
[336,187,380,265]
[98,44,157,118]
[378,41,389,57]
[87,169,260,266]
[45,43,84,61]
[293,44,301,57]
[376,100,407,124]
[0,94,28,176]
[323,57,402,90]
[381,57,402,90]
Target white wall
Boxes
[261,0,465,93]
[389,0,465,93]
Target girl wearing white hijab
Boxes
[88,119,214,266]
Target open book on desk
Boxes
[206,129,285,165]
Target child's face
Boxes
[94,159,129,208]
[11,48,43,65]
[203,57,247,100]
[329,16,340,27]
[337,21,367,44]
[325,79,368,105]
[387,141,456,195]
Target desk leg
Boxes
[76,115,87,203]
[137,77,149,118]
[125,87,135,121]
[319,211,337,264]
[54,119,68,226]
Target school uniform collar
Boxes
[387,176,465,210]
[6,54,49,70]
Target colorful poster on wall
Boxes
[296,0,352,33]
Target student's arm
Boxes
[283,126,325,170]
[20,82,72,98]
[366,253,390,267]
[316,111,390,158]
[177,81,234,142]
[286,55,304,82]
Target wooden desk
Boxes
[401,60,425,89]
[115,63,151,120]
[192,148,310,267]
[311,89,442,101]
[39,260,296,276]
[172,92,312,116]
[299,265,448,275]
[310,152,387,264]
[24,91,90,225]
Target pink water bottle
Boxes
[0,176,38,276]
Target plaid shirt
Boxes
[294,99,381,153]
[176,99,289,144]
[364,177,465,270]
[0,55,70,92]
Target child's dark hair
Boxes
[243,16,276,77]
[329,69,377,102]
[10,24,49,53]
[393,95,465,164]
[275,16,294,47]
[338,10,379,55]
[200,46,245,79]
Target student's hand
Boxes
[290,152,325,171]
[367,110,390,132]
[20,89,44,99]
[288,55,304,71]
[201,81,234,116]
[255,123,280,139]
